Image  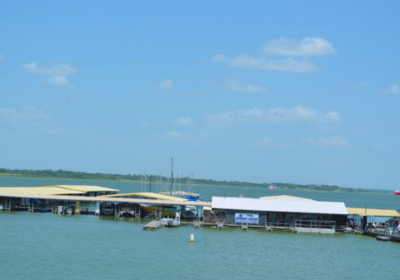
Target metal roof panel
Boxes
[42,185,119,192]
[0,187,84,195]
[212,196,348,215]
[347,207,400,217]
[99,192,188,201]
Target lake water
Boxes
[1,177,399,279]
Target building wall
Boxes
[227,210,266,226]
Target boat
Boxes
[394,191,400,195]
[100,206,115,216]
[119,209,135,217]
[161,210,181,227]
[118,203,135,217]
[182,205,197,219]
[376,235,390,241]
[57,206,75,215]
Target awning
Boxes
[346,207,400,217]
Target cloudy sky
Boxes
[0,1,399,190]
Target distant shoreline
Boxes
[0,168,392,194]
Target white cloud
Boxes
[219,55,316,73]
[262,37,337,57]
[224,80,271,94]
[0,106,81,135]
[254,137,272,147]
[159,130,186,141]
[200,132,211,140]
[383,84,400,95]
[205,105,341,127]
[253,137,293,149]
[303,136,350,148]
[212,37,336,73]
[211,54,228,62]
[23,62,77,88]
[153,79,174,91]
[341,81,371,88]
[0,108,22,121]
[173,117,194,126]
[37,127,70,135]
[44,76,75,88]
[23,63,77,76]
[0,106,51,124]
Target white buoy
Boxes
[190,233,194,243]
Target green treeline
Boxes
[0,168,142,181]
[0,167,387,193]
[194,178,380,193]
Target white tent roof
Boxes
[212,196,348,215]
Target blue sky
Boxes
[0,1,399,190]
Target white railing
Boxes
[292,219,336,229]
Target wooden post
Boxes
[75,200,80,215]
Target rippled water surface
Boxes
[1,177,399,279]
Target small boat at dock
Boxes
[161,210,181,227]
[376,235,390,241]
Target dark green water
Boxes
[1,177,399,279]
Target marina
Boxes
[1,177,400,279]
[1,181,400,240]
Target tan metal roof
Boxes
[347,207,400,217]
[41,185,119,193]
[0,185,118,195]
[0,187,84,195]
[100,192,188,201]
[32,187,85,195]
[0,192,210,206]
[260,195,314,201]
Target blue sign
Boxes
[235,213,259,224]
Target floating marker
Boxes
[190,233,194,243]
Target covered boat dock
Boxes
[0,186,211,217]
[206,195,348,233]
[346,207,400,240]
[0,185,119,213]
[98,192,192,217]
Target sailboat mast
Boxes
[170,157,174,196]
[149,175,152,193]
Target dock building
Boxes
[205,195,348,233]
